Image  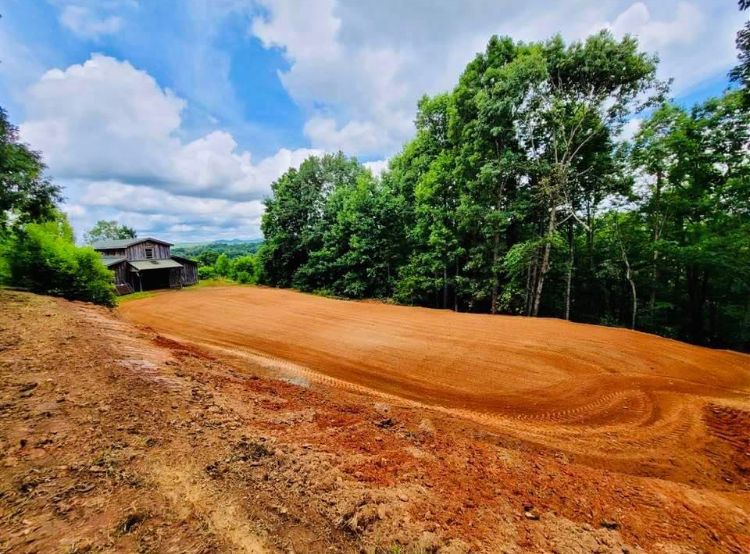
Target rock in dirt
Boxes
[376,417,395,429]
[524,510,540,521]
[601,519,620,530]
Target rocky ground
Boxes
[1,290,749,553]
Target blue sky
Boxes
[0,0,746,242]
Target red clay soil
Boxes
[2,288,750,552]
[120,286,750,488]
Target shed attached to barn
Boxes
[93,237,198,294]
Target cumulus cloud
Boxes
[19,54,320,241]
[20,55,320,201]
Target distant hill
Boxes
[172,239,264,265]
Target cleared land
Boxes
[120,286,750,488]
[3,288,750,552]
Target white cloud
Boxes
[20,55,320,201]
[19,54,320,241]
[607,2,703,48]
[59,4,124,39]
[251,0,341,62]
[363,159,388,177]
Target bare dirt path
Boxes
[2,289,750,552]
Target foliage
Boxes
[5,212,116,306]
[0,107,60,231]
[197,253,260,285]
[732,0,750,100]
[84,220,137,243]
[259,32,750,351]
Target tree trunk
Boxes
[524,263,534,316]
[615,215,637,330]
[443,264,449,310]
[649,171,663,318]
[686,268,708,344]
[564,221,574,321]
[454,257,459,312]
[531,207,556,317]
[623,254,637,330]
[491,229,500,314]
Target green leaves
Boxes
[84,220,137,243]
[0,107,61,231]
[6,212,116,306]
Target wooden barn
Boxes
[93,237,198,294]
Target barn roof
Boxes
[171,255,198,266]
[129,258,183,271]
[92,237,173,250]
[101,256,126,267]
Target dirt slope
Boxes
[120,286,750,489]
[2,289,750,552]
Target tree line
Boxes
[259,29,750,351]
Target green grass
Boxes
[191,277,240,289]
[115,290,156,305]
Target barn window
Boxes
[145,247,154,259]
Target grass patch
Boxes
[193,277,238,289]
[189,278,257,290]
[116,291,156,305]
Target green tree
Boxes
[214,253,231,277]
[731,0,750,99]
[7,212,116,306]
[0,107,60,231]
[230,255,258,284]
[259,153,367,289]
[84,220,137,243]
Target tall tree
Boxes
[84,220,137,243]
[0,107,60,231]
[258,153,367,289]
[731,0,750,100]
[513,32,663,316]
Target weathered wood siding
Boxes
[125,241,171,260]
[169,268,182,288]
[172,256,198,286]
[181,261,198,286]
[110,261,129,285]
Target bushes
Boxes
[5,216,116,306]
[197,253,259,284]
[197,265,217,280]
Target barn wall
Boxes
[110,261,128,285]
[181,262,198,286]
[171,256,198,286]
[125,241,171,260]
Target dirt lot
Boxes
[2,288,750,552]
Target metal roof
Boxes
[92,237,173,250]
[128,258,183,271]
[101,256,126,267]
